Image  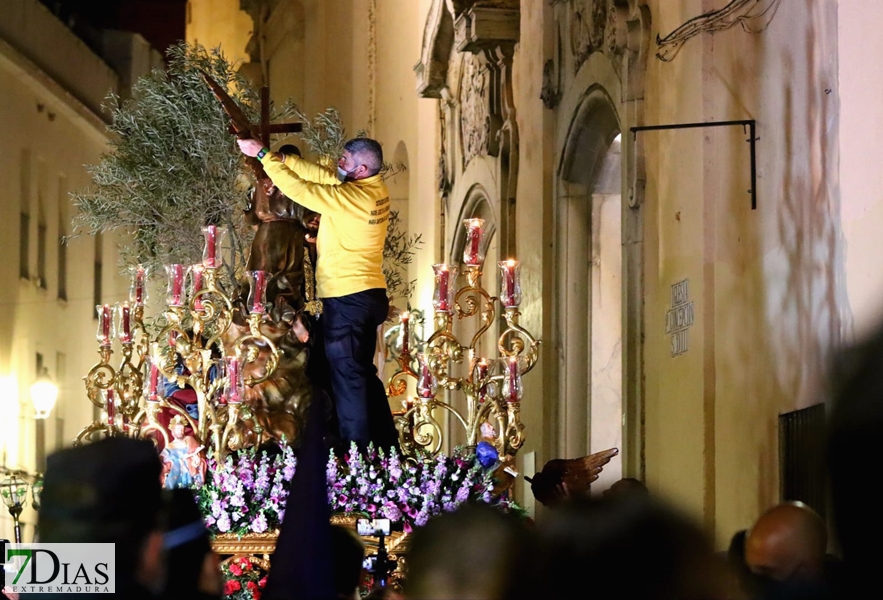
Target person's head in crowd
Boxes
[404,504,537,600]
[828,327,883,592]
[38,437,165,597]
[538,494,736,599]
[744,502,827,586]
[162,488,222,599]
[278,143,302,159]
[331,525,365,600]
[724,529,754,598]
[603,477,650,499]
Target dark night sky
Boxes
[39,0,187,58]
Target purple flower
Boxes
[217,513,231,533]
[252,512,268,533]
[239,466,255,488]
[381,502,402,522]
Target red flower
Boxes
[238,556,252,570]
[258,576,268,588]
[247,581,258,592]
[224,579,242,595]
[229,562,243,576]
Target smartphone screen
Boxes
[356,518,391,536]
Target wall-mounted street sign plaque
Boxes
[665,279,694,357]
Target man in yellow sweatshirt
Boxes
[238,136,398,452]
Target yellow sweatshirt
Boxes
[260,152,389,298]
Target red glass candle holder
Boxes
[129,265,148,307]
[498,259,523,308]
[502,356,523,403]
[416,354,437,399]
[202,225,226,268]
[165,264,190,308]
[116,302,132,344]
[95,304,113,347]
[190,264,206,311]
[474,359,489,402]
[147,360,161,403]
[462,218,486,266]
[225,356,244,404]
[247,270,269,314]
[432,264,457,313]
[105,388,116,426]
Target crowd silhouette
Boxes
[5,318,882,600]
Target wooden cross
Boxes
[201,71,302,147]
[251,87,302,146]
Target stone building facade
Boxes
[189,0,883,545]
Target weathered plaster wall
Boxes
[185,0,252,65]
[642,0,841,545]
[838,1,883,339]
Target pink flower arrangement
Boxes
[196,439,297,536]
[197,440,518,537]
[325,443,518,530]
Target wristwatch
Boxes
[256,147,269,160]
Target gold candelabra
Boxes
[78,226,281,461]
[388,218,539,461]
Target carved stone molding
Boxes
[454,6,519,170]
[240,0,304,86]
[438,101,453,196]
[459,53,497,166]
[548,0,651,102]
[418,0,521,258]
[415,0,456,98]
[563,0,636,72]
[570,0,609,70]
[541,59,560,109]
[455,7,520,53]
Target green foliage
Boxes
[71,43,291,282]
[289,106,351,165]
[384,209,422,302]
[72,42,420,300]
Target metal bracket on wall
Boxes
[630,119,758,210]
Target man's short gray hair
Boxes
[344,138,383,176]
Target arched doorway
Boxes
[556,86,623,491]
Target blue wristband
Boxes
[256,147,269,160]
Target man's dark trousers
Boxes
[322,288,399,452]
